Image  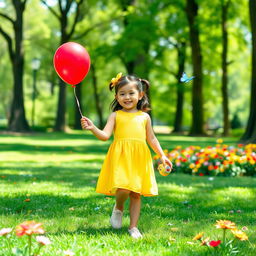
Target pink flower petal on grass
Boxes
[64,250,75,256]
[0,228,12,236]
[36,236,51,245]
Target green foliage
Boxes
[0,0,253,130]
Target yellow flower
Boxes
[110,72,122,87]
[219,166,225,173]
[193,232,204,240]
[215,220,236,230]
[192,168,198,173]
[249,160,255,165]
[189,163,195,169]
[216,139,223,144]
[231,229,248,241]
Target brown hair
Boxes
[109,75,151,112]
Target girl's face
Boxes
[115,83,144,111]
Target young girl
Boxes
[81,73,172,239]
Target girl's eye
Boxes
[130,92,135,95]
[120,94,124,96]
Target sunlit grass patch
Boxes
[0,132,255,255]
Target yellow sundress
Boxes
[96,110,158,197]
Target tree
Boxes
[185,0,204,135]
[0,0,30,132]
[221,0,231,136]
[41,0,84,131]
[241,0,256,143]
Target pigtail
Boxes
[109,82,115,91]
[138,78,151,112]
[140,79,150,92]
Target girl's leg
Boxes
[110,188,130,229]
[115,188,130,211]
[129,191,141,229]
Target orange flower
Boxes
[215,220,236,230]
[16,221,45,237]
[193,232,204,240]
[208,165,214,171]
[231,229,248,241]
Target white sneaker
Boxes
[110,204,123,229]
[128,227,143,239]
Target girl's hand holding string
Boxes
[81,116,94,130]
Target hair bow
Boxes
[110,72,122,88]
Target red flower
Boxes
[199,173,204,176]
[209,240,221,247]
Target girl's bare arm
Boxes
[81,112,116,141]
[145,114,172,167]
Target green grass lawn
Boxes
[0,131,255,255]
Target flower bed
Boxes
[154,141,256,176]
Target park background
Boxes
[0,0,256,255]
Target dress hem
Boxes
[96,186,158,197]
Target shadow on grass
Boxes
[0,165,100,188]
[0,143,109,154]
[0,132,97,141]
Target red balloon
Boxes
[53,42,90,85]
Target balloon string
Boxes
[73,87,83,118]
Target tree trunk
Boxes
[91,64,104,129]
[0,0,30,132]
[241,0,256,143]
[185,0,204,135]
[221,0,231,136]
[54,79,67,131]
[173,42,186,133]
[54,12,68,131]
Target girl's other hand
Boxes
[81,116,94,130]
[160,156,173,170]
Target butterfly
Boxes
[180,72,195,83]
